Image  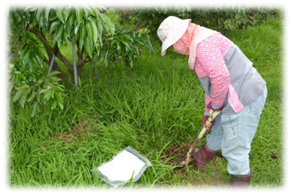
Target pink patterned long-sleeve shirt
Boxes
[194,33,233,114]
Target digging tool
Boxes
[176,109,221,167]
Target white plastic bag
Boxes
[91,146,152,188]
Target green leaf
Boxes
[51,101,57,110]
[45,8,51,21]
[31,102,39,118]
[36,8,43,22]
[15,84,29,90]
[83,7,89,18]
[10,11,17,25]
[40,14,46,29]
[74,24,80,35]
[116,42,121,52]
[91,21,98,45]
[55,24,64,40]
[34,55,43,69]
[84,36,93,58]
[98,13,107,24]
[67,13,76,26]
[22,50,30,67]
[64,8,71,22]
[84,6,94,16]
[49,21,60,34]
[86,21,93,43]
[36,78,44,86]
[36,92,41,102]
[95,41,101,52]
[27,92,37,102]
[79,38,84,51]
[19,87,31,108]
[100,18,109,32]
[75,8,83,24]
[102,13,115,34]
[20,44,28,55]
[121,39,130,49]
[56,37,62,49]
[52,33,57,46]
[44,89,53,101]
[122,34,134,42]
[48,11,57,21]
[12,88,25,102]
[80,25,86,39]
[47,71,60,77]
[64,25,71,40]
[58,100,64,110]
[51,77,61,82]
[56,8,65,23]
[8,82,15,94]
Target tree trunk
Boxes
[32,29,88,82]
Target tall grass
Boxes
[9,18,283,188]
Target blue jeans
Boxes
[205,87,267,175]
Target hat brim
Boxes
[161,19,191,56]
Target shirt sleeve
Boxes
[196,40,230,113]
[204,92,211,115]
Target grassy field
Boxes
[8,17,283,188]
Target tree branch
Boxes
[35,30,73,67]
[27,28,67,80]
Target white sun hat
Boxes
[157,16,191,56]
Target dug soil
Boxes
[161,141,228,187]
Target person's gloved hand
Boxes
[202,115,215,130]
[202,102,223,130]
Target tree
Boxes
[9,6,115,80]
[8,6,153,117]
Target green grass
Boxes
[9,18,283,188]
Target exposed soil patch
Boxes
[271,153,279,159]
[161,141,191,164]
[51,115,98,143]
[161,140,227,186]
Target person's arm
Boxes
[204,92,211,116]
[196,40,230,114]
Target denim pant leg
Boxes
[206,113,223,151]
[220,87,267,175]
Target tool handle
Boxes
[185,126,207,162]
[185,109,221,164]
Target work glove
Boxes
[202,115,214,130]
[202,102,223,130]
